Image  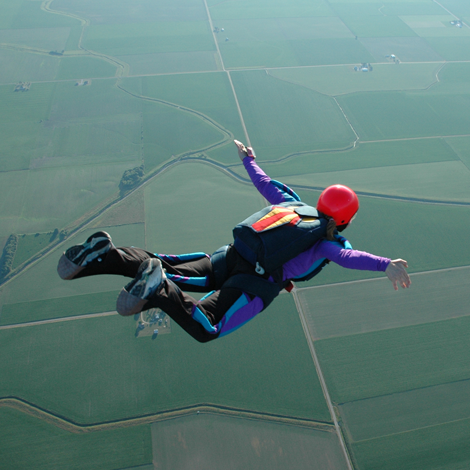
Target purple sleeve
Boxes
[283,240,390,280]
[320,242,391,271]
[243,157,288,204]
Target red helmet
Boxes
[317,184,359,226]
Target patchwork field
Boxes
[151,413,347,470]
[0,294,330,424]
[1,0,470,468]
[0,407,152,470]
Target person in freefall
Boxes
[57,140,411,342]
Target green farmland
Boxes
[1,0,470,468]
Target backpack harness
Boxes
[212,201,349,309]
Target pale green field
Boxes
[254,138,457,176]
[0,50,60,84]
[55,56,117,79]
[54,0,208,24]
[0,407,152,470]
[269,63,442,96]
[408,36,470,61]
[118,51,218,75]
[340,379,470,442]
[0,290,120,325]
[340,15,418,38]
[446,135,470,168]
[220,37,376,68]
[231,70,356,160]
[359,36,445,62]
[0,294,330,423]
[0,161,136,237]
[299,267,470,340]
[0,27,72,52]
[84,22,215,56]
[152,414,347,470]
[208,0,334,20]
[282,161,470,202]
[7,0,78,29]
[400,15,470,37]
[351,417,470,470]
[142,101,226,170]
[137,72,245,141]
[315,315,470,403]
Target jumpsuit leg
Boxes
[71,246,251,343]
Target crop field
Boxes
[359,36,445,62]
[1,224,145,305]
[53,0,209,24]
[231,70,356,160]
[208,0,334,20]
[298,266,470,340]
[0,407,152,470]
[144,162,264,254]
[55,56,117,80]
[118,51,219,75]
[0,294,329,424]
[315,315,470,403]
[151,413,347,470]
[2,0,470,468]
[83,22,215,57]
[269,63,442,96]
[0,50,60,84]
[340,379,470,442]
[0,290,120,325]
[350,417,470,470]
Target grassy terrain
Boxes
[0,27,72,52]
[118,51,218,75]
[315,315,470,403]
[144,162,263,255]
[351,417,470,470]
[255,138,458,176]
[282,160,470,202]
[340,379,470,442]
[1,224,145,305]
[269,63,442,96]
[0,407,152,470]
[84,22,215,56]
[152,414,347,470]
[53,0,209,24]
[12,232,56,270]
[0,290,120,325]
[0,49,60,84]
[340,15,418,38]
[220,37,375,68]
[0,294,330,423]
[55,56,117,80]
[138,72,245,144]
[359,36,445,62]
[208,0,334,20]
[337,89,470,141]
[298,267,470,340]
[231,70,356,160]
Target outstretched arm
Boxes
[234,140,300,205]
[285,240,411,290]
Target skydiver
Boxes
[57,141,410,342]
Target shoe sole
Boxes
[65,231,113,267]
[126,258,165,300]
